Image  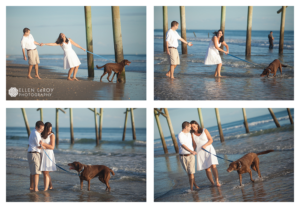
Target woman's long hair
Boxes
[41,122,53,139]
[55,33,69,44]
[213,29,224,43]
[190,120,203,134]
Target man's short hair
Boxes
[35,121,44,128]
[23,28,30,34]
[171,21,179,28]
[182,121,190,130]
[270,31,273,33]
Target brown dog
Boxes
[260,59,287,77]
[96,59,131,83]
[68,161,115,192]
[227,150,273,186]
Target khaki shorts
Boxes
[27,49,40,65]
[180,154,195,174]
[168,48,180,65]
[27,152,41,175]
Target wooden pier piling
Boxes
[84,6,94,77]
[220,6,226,52]
[278,6,287,54]
[94,108,99,145]
[37,108,43,122]
[69,108,74,144]
[130,108,137,140]
[112,6,125,83]
[215,108,224,142]
[164,108,179,153]
[287,108,293,124]
[99,108,103,141]
[245,6,253,56]
[180,6,187,54]
[268,108,281,128]
[242,108,250,133]
[163,6,168,52]
[21,108,31,137]
[55,108,66,146]
[122,108,129,141]
[197,108,204,128]
[154,109,168,154]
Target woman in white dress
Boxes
[204,30,229,77]
[190,120,221,187]
[42,33,86,81]
[39,122,57,191]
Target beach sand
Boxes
[6,63,146,100]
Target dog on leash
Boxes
[260,59,287,77]
[68,161,115,192]
[96,59,131,83]
[227,150,274,186]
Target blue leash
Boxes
[227,53,258,66]
[86,50,116,62]
[202,148,233,163]
[41,146,78,176]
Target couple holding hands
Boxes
[21,28,86,81]
[177,121,221,191]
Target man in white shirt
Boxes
[21,28,42,79]
[177,121,199,191]
[165,21,193,79]
[27,121,44,192]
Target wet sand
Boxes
[6,63,146,100]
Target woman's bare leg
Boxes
[43,171,50,191]
[211,165,221,186]
[67,68,74,80]
[214,63,222,77]
[205,167,215,185]
[72,66,79,81]
[49,174,53,189]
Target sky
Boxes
[154,6,294,31]
[6,108,146,128]
[6,6,146,55]
[154,108,291,139]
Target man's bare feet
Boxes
[194,185,200,189]
[34,189,39,192]
[216,182,221,187]
[35,75,41,79]
[29,187,34,191]
[166,72,170,77]
[49,186,53,190]
[67,77,73,81]
[28,76,33,79]
[170,76,175,79]
[72,78,79,81]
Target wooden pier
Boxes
[20,108,139,146]
[154,108,293,154]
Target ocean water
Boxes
[6,127,146,202]
[154,109,294,202]
[154,29,294,100]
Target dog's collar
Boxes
[238,161,242,169]
[78,167,84,176]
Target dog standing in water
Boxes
[227,150,274,186]
[260,59,287,77]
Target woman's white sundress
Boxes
[61,40,81,69]
[204,38,222,65]
[193,129,219,171]
[40,133,57,171]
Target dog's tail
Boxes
[281,64,288,67]
[96,65,105,69]
[257,150,274,156]
[110,169,115,176]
